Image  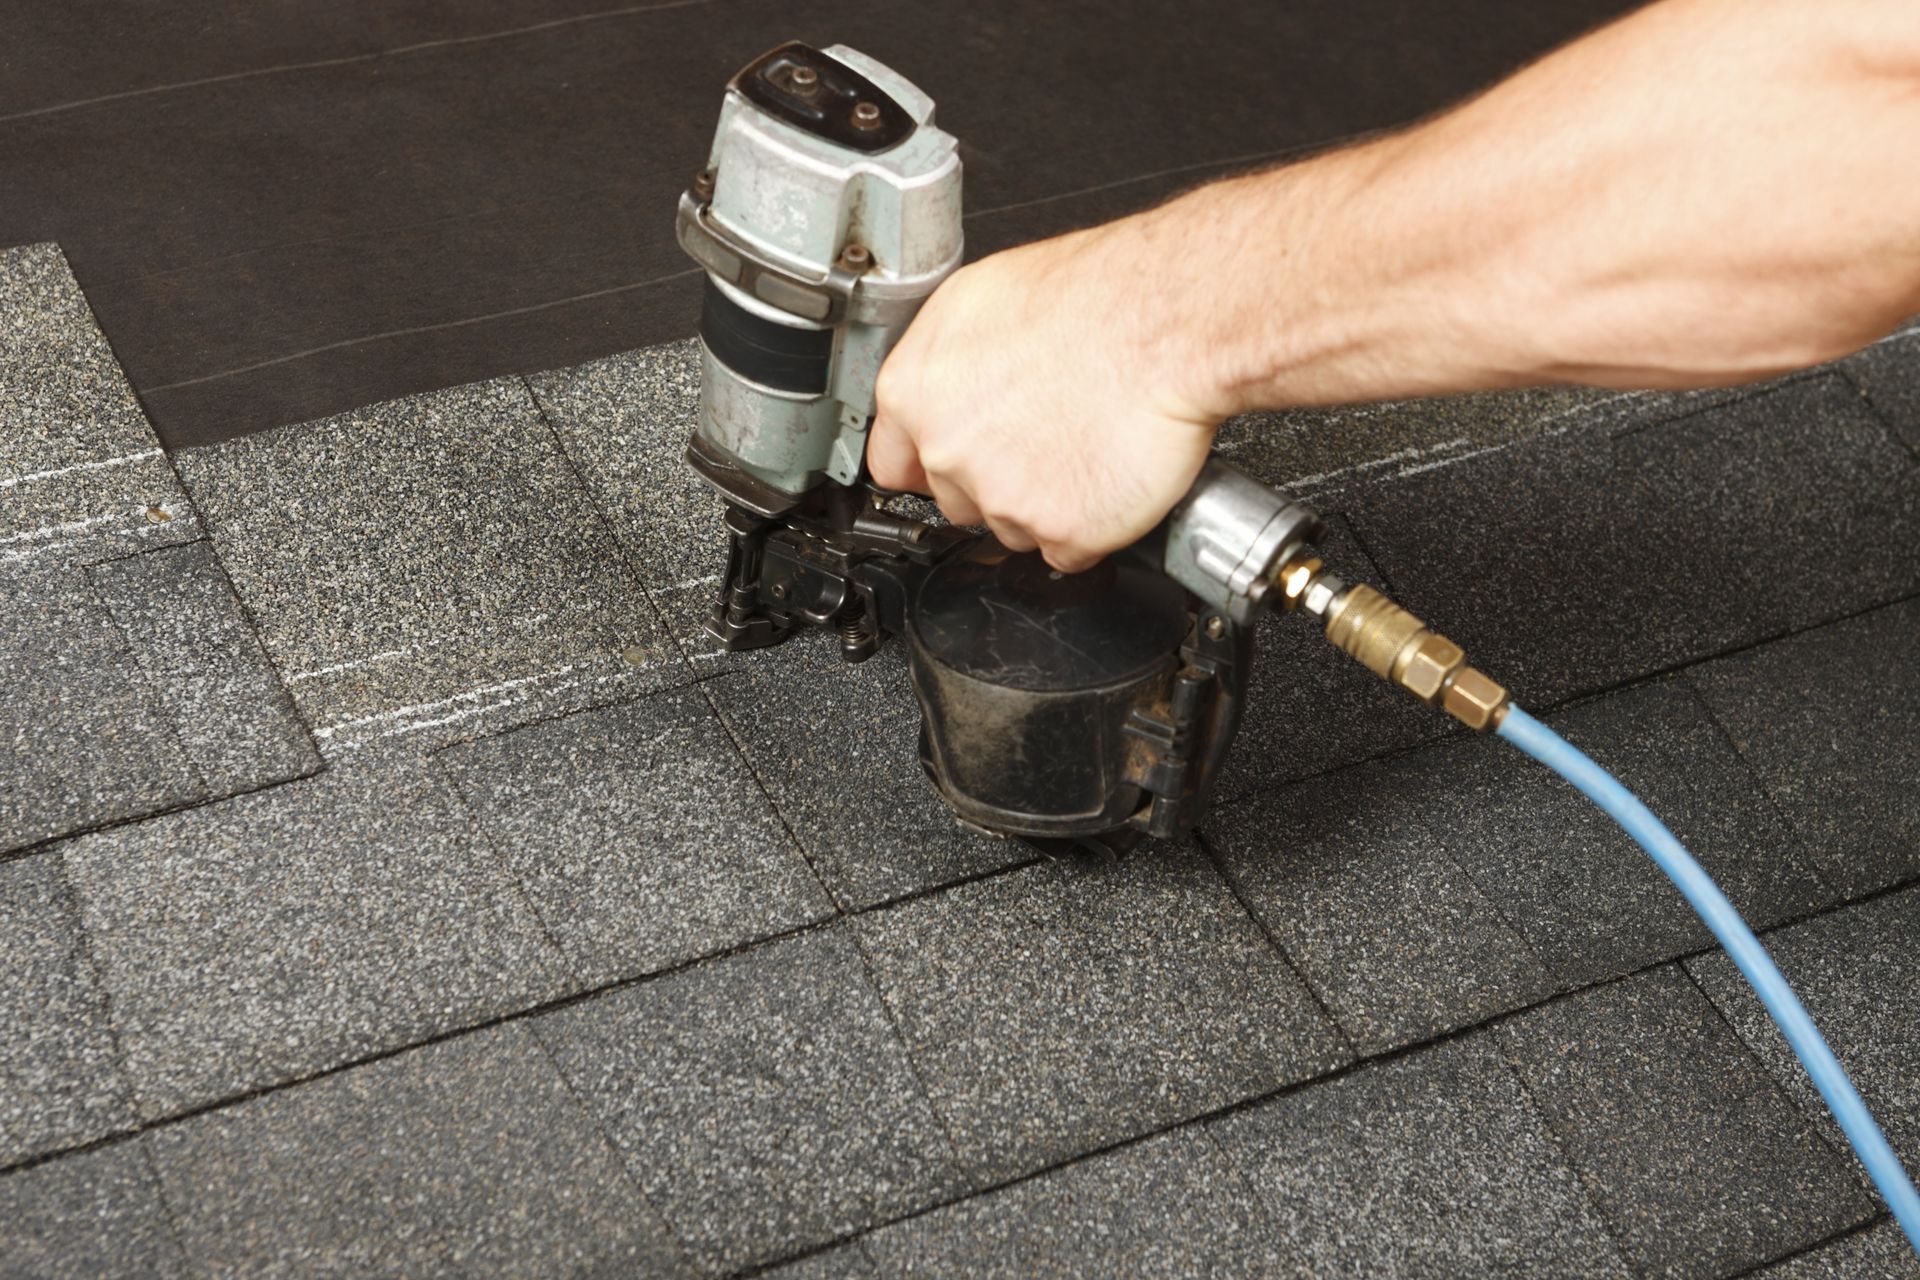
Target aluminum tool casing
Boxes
[677,42,962,501]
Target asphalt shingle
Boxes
[1687,888,1920,1187]
[0,561,204,853]
[534,928,959,1275]
[88,541,319,796]
[0,243,197,569]
[147,1023,688,1277]
[1496,966,1871,1277]
[61,750,573,1119]
[1756,1222,1920,1279]
[527,341,737,667]
[1205,756,1554,1054]
[0,857,132,1166]
[1421,677,1832,988]
[0,1140,187,1279]
[1209,1033,1628,1277]
[172,376,685,754]
[439,683,831,987]
[1345,374,1920,707]
[1685,596,1920,897]
[713,638,1030,910]
[863,1129,1282,1278]
[856,842,1347,1181]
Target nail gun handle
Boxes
[1147,458,1323,627]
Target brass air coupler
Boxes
[1276,558,1510,732]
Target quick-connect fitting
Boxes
[1279,563,1509,731]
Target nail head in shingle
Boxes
[145,505,172,524]
[620,644,654,668]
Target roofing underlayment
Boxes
[3,239,1919,1277]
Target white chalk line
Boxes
[0,448,163,491]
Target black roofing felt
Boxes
[3,242,1919,1277]
[0,0,1641,450]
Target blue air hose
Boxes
[1497,704,1920,1256]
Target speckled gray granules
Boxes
[60,748,574,1119]
[1206,757,1555,1055]
[147,1023,691,1277]
[863,1129,1282,1277]
[0,1140,187,1277]
[533,928,961,1274]
[438,683,831,986]
[1209,1033,1630,1277]
[854,842,1347,1182]
[172,375,687,754]
[1756,1221,1920,1279]
[1338,372,1920,707]
[0,559,204,852]
[527,340,737,669]
[0,244,199,567]
[1495,966,1872,1277]
[1685,595,1920,896]
[88,541,319,795]
[0,858,135,1165]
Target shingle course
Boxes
[855,842,1348,1181]
[173,376,686,754]
[535,927,961,1274]
[147,1023,689,1277]
[0,857,133,1166]
[62,749,573,1118]
[439,682,831,986]
[1495,966,1872,1277]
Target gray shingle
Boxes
[1495,966,1871,1276]
[1844,330,1920,455]
[0,561,204,853]
[88,542,319,796]
[856,843,1347,1181]
[1756,1222,1920,1279]
[439,683,831,987]
[1344,375,1920,707]
[1209,1033,1628,1278]
[0,1140,187,1278]
[0,243,198,569]
[712,639,1030,910]
[0,857,132,1165]
[527,341,738,668]
[1213,515,1449,804]
[147,1023,688,1278]
[1685,596,1920,897]
[172,376,685,755]
[1205,756,1554,1054]
[1687,888,1920,1189]
[1422,677,1832,987]
[865,1129,1283,1278]
[62,750,572,1119]
[534,928,959,1275]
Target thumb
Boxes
[865,412,929,493]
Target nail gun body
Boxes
[676,43,1323,852]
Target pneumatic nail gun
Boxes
[675,42,1325,854]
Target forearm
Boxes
[1129,0,1920,416]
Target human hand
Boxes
[866,218,1224,573]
